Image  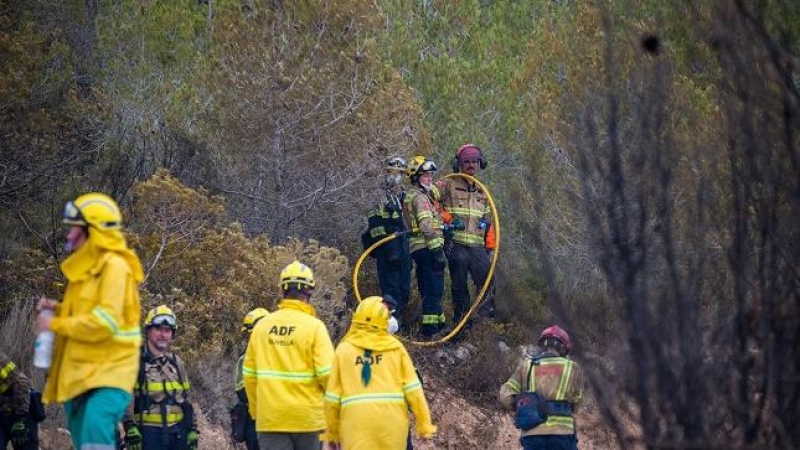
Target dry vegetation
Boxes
[1,1,798,449]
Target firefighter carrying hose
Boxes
[402,156,448,337]
[361,157,413,326]
[435,144,497,325]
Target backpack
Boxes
[514,357,550,431]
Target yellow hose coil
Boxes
[351,173,499,347]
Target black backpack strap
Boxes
[135,346,149,428]
[525,360,534,392]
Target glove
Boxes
[450,217,466,230]
[124,422,143,450]
[432,248,447,271]
[186,429,199,450]
[10,420,29,447]
[442,225,455,240]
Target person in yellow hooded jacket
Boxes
[36,192,143,450]
[243,261,334,450]
[324,297,436,450]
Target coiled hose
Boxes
[351,172,500,347]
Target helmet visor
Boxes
[62,201,86,226]
[420,160,438,173]
[386,157,407,171]
[150,314,176,328]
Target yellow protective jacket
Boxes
[435,177,492,248]
[243,299,334,432]
[498,351,584,436]
[44,236,143,404]
[402,186,445,253]
[125,348,196,429]
[325,325,436,449]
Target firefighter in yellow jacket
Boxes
[37,192,143,450]
[243,261,335,450]
[402,156,447,337]
[498,325,584,450]
[123,305,198,450]
[233,308,269,450]
[324,297,436,450]
[435,144,497,324]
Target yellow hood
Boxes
[344,297,402,352]
[61,228,143,283]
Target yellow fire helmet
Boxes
[144,305,177,330]
[62,192,123,230]
[406,155,438,179]
[352,296,390,331]
[241,307,270,332]
[278,261,316,291]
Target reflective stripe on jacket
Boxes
[403,187,444,253]
[365,188,407,258]
[367,189,406,239]
[235,353,245,393]
[324,341,436,449]
[499,352,584,436]
[435,177,492,248]
[130,351,194,428]
[243,299,334,432]
[44,249,142,404]
[0,354,32,417]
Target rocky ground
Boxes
[37,344,634,449]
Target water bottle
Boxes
[33,309,55,369]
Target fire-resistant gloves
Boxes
[123,422,143,450]
[432,248,447,271]
[443,226,455,240]
[186,429,199,450]
[450,217,466,231]
[442,217,466,240]
[10,420,29,447]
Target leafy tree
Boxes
[187,0,429,248]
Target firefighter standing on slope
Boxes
[243,261,335,450]
[323,296,436,450]
[123,305,199,450]
[362,157,413,325]
[498,325,584,450]
[233,308,269,450]
[37,192,143,450]
[435,144,497,325]
[402,156,448,338]
[0,353,39,449]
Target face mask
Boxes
[387,316,399,335]
[385,173,402,186]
